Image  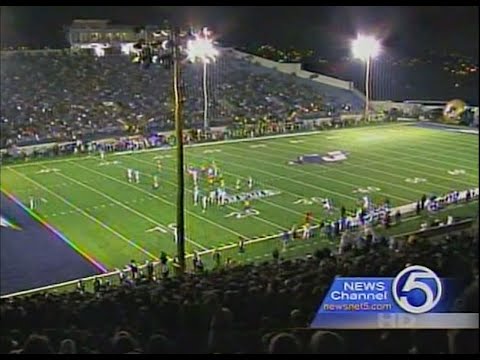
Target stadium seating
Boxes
[1,222,477,354]
[0,50,364,147]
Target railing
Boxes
[393,218,475,240]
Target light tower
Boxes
[186,27,219,130]
[352,35,380,121]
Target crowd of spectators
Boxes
[0,49,363,147]
[1,222,477,354]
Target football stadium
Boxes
[0,7,478,354]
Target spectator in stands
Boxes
[212,249,221,268]
[146,334,174,354]
[21,335,53,354]
[272,248,280,262]
[208,307,235,353]
[146,260,154,281]
[76,279,85,294]
[309,331,346,354]
[93,277,101,293]
[111,331,139,354]
[129,260,138,280]
[58,339,77,354]
[267,333,302,354]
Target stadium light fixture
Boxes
[186,27,219,130]
[351,35,380,121]
[352,35,380,61]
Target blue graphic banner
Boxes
[311,265,478,329]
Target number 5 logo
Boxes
[392,265,443,314]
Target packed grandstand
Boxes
[0,48,364,148]
[0,21,479,355]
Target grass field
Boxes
[1,123,478,273]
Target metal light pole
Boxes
[186,27,218,131]
[172,28,186,274]
[365,56,371,121]
[352,35,380,122]
[203,61,208,129]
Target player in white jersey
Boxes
[153,175,159,189]
[302,223,310,239]
[201,195,208,213]
[236,179,241,191]
[209,189,216,205]
[323,198,332,212]
[134,170,140,184]
[100,149,105,160]
[362,196,371,210]
[192,169,198,186]
[218,188,226,206]
[247,177,253,190]
[215,188,223,205]
[173,226,178,244]
[29,196,35,210]
[127,168,133,183]
[193,186,200,206]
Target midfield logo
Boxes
[98,160,121,166]
[224,189,281,205]
[289,150,348,165]
[36,168,60,174]
[225,208,260,219]
[405,177,427,184]
[293,197,329,205]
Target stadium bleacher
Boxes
[0,49,364,147]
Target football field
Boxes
[1,123,478,273]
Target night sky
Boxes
[1,6,478,59]
[1,6,478,103]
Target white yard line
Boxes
[7,167,158,260]
[79,157,290,234]
[68,160,252,242]
[51,169,202,243]
[54,170,209,251]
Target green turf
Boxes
[1,123,478,274]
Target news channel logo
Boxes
[310,265,478,329]
[392,265,442,314]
